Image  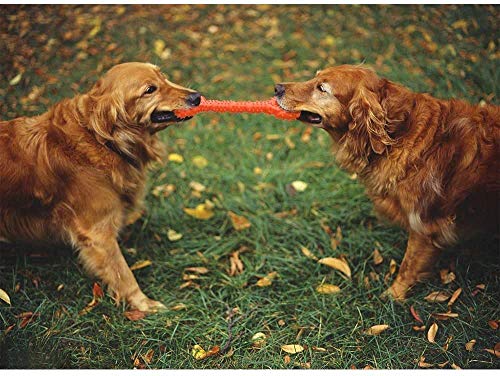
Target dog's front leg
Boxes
[384,230,440,300]
[76,229,165,312]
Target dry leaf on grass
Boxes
[427,323,438,343]
[424,291,451,303]
[431,312,459,321]
[16,311,40,329]
[130,260,152,271]
[372,249,384,265]
[192,344,219,360]
[189,181,206,192]
[488,320,499,330]
[141,349,154,364]
[439,269,456,285]
[168,153,184,163]
[251,332,267,348]
[0,288,11,305]
[79,282,104,315]
[184,204,214,220]
[418,356,433,368]
[256,271,278,287]
[192,155,208,168]
[124,310,147,321]
[364,324,390,335]
[228,211,251,231]
[185,267,209,274]
[451,363,462,370]
[291,180,308,192]
[167,229,183,242]
[389,259,397,275]
[316,284,341,294]
[465,339,476,351]
[448,287,462,307]
[300,246,318,261]
[229,251,244,276]
[410,305,424,324]
[412,325,426,332]
[152,184,176,198]
[281,344,304,354]
[484,343,500,357]
[318,257,351,278]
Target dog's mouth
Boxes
[150,110,192,124]
[298,111,323,124]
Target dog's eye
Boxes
[317,83,327,93]
[144,85,157,95]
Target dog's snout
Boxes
[186,92,202,107]
[274,84,285,98]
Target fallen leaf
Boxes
[424,291,451,303]
[316,284,341,294]
[167,229,183,242]
[281,344,304,354]
[364,324,390,335]
[372,249,384,265]
[0,288,11,305]
[253,167,263,175]
[431,312,459,321]
[228,211,251,231]
[192,155,208,169]
[389,259,397,275]
[295,362,311,369]
[184,267,209,274]
[439,269,456,285]
[465,339,476,351]
[283,355,291,364]
[168,153,184,163]
[189,181,206,192]
[142,349,154,364]
[412,325,426,332]
[130,260,152,271]
[124,310,147,321]
[256,271,278,287]
[427,323,438,343]
[9,73,22,86]
[291,181,308,192]
[410,305,424,324]
[252,332,267,348]
[79,282,104,315]
[442,335,453,351]
[300,246,318,261]
[451,363,462,370]
[318,257,351,278]
[229,251,244,276]
[418,356,433,368]
[152,184,176,198]
[437,361,449,368]
[447,287,462,307]
[184,204,214,220]
[170,303,187,311]
[192,344,207,360]
[17,312,39,329]
[488,320,499,330]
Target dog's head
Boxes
[86,62,201,165]
[275,65,395,170]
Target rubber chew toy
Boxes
[175,97,300,121]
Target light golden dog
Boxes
[0,62,201,311]
[275,65,499,299]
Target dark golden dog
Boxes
[275,65,499,299]
[0,62,201,311]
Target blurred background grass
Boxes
[0,4,498,369]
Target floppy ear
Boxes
[348,85,392,155]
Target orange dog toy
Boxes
[175,97,300,121]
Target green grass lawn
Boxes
[0,4,498,369]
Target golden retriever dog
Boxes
[0,62,201,311]
[275,65,499,299]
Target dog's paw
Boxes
[130,296,166,313]
[380,284,408,302]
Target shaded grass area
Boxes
[0,4,499,369]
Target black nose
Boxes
[274,84,285,98]
[186,92,202,107]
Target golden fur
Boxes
[0,62,200,311]
[276,65,499,299]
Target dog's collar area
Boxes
[104,140,140,169]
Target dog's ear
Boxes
[348,85,392,155]
[88,79,125,143]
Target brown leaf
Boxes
[316,284,341,294]
[79,283,104,315]
[130,260,152,271]
[412,325,426,332]
[124,310,147,321]
[451,363,462,370]
[372,249,384,265]
[410,305,424,324]
[364,324,390,335]
[281,344,304,354]
[283,355,291,364]
[389,259,397,275]
[431,312,459,321]
[424,291,451,303]
[418,356,433,368]
[16,312,39,329]
[229,251,244,276]
[439,269,456,285]
[228,211,251,231]
[427,323,438,343]
[448,287,462,307]
[184,266,209,274]
[318,257,351,278]
[465,339,476,351]
[256,271,278,287]
[141,349,154,364]
[488,320,499,330]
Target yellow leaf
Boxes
[189,181,206,192]
[192,155,208,169]
[318,257,351,278]
[465,339,476,351]
[9,73,22,86]
[192,344,207,360]
[167,229,183,242]
[152,184,175,198]
[228,211,251,231]
[427,323,438,343]
[168,153,184,163]
[0,288,11,305]
[256,271,278,287]
[253,167,263,175]
[300,246,318,261]
[364,324,390,335]
[184,204,214,220]
[154,39,166,57]
[184,266,209,274]
[424,291,451,303]
[252,332,267,348]
[389,259,397,275]
[130,260,152,271]
[88,20,101,38]
[373,249,384,265]
[291,181,308,192]
[281,344,304,354]
[316,284,341,294]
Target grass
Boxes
[0,4,499,369]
